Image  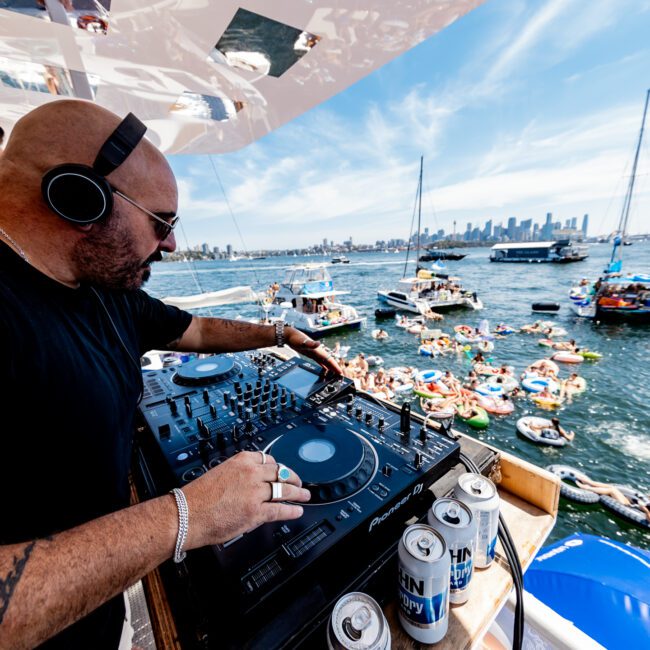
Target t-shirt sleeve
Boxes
[124,290,193,353]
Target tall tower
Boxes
[581,214,589,237]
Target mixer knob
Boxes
[237,401,244,415]
[355,407,363,420]
[280,394,288,408]
[184,396,192,416]
[202,389,210,403]
[419,427,428,443]
[229,396,237,410]
[271,385,279,397]
[234,382,243,396]
[196,417,204,430]
[223,390,231,406]
[246,383,253,393]
[256,379,263,389]
[259,404,268,419]
[365,412,373,426]
[291,394,297,408]
[378,417,385,431]
[253,387,261,398]
[382,464,393,478]
[210,404,217,418]
[232,424,240,443]
[414,452,423,470]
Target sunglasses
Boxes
[111,187,179,240]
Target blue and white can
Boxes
[453,473,500,569]
[398,524,450,643]
[428,497,477,605]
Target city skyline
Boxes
[168,0,650,250]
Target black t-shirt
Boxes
[0,243,192,648]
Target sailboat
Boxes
[569,89,650,322]
[377,156,482,314]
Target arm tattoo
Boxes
[0,541,36,624]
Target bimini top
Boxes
[602,274,650,285]
[0,0,485,154]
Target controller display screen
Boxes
[276,367,320,398]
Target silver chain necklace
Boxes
[0,225,30,263]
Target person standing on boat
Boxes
[0,100,341,650]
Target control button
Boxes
[377,416,385,431]
[223,390,231,406]
[355,407,363,420]
[382,464,393,478]
[176,452,190,462]
[210,404,217,418]
[371,484,380,493]
[335,514,343,522]
[365,412,373,426]
[419,427,428,443]
[202,389,210,403]
[378,488,389,498]
[326,384,336,394]
[166,396,178,416]
[158,424,171,439]
[414,452,423,470]
[184,396,192,416]
[347,505,355,513]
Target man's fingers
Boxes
[260,463,303,487]
[264,503,305,522]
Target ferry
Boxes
[263,264,366,337]
[330,256,350,264]
[490,241,589,263]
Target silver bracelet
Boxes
[275,321,286,347]
[170,488,189,563]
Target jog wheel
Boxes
[173,355,239,386]
[269,421,377,504]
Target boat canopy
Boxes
[289,290,349,299]
[602,275,650,285]
[0,1,484,154]
[162,286,261,309]
[491,242,557,250]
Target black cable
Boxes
[459,452,524,650]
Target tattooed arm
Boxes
[168,317,342,373]
[0,451,308,649]
[0,497,177,650]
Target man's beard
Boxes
[71,211,161,290]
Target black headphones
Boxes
[41,113,147,224]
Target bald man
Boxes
[0,100,340,650]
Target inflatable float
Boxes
[552,351,584,364]
[563,376,587,396]
[600,486,650,529]
[545,465,600,502]
[578,350,602,360]
[475,382,505,397]
[455,403,489,429]
[517,418,567,446]
[416,369,443,383]
[521,375,560,393]
[370,329,389,340]
[476,394,514,415]
[486,374,519,394]
[477,340,495,353]
[366,355,384,366]
[530,393,563,408]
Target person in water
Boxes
[574,478,650,523]
[529,417,574,441]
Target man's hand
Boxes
[284,327,343,374]
[181,451,311,549]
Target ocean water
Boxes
[146,243,650,549]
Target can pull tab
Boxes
[416,534,433,556]
[470,478,485,494]
[343,605,372,641]
[443,503,461,525]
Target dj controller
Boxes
[135,350,461,648]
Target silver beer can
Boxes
[453,473,499,569]
[327,592,390,650]
[398,523,450,644]
[428,497,477,605]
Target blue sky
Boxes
[168,0,650,251]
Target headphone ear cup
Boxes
[42,164,113,224]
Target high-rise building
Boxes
[533,223,539,240]
[226,243,233,256]
[570,217,577,229]
[507,217,517,240]
[520,219,532,241]
[201,242,209,255]
[581,214,589,237]
[541,212,553,240]
[482,219,492,240]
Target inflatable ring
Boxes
[418,345,436,357]
[578,350,602,360]
[416,369,442,383]
[366,355,384,367]
[538,338,554,348]
[517,417,566,446]
[545,465,600,503]
[600,487,650,529]
[522,376,559,393]
[531,394,563,408]
[486,375,519,393]
[478,340,495,353]
[393,382,414,393]
[475,382,505,397]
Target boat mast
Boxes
[403,156,424,278]
[608,88,649,273]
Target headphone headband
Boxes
[93,113,147,177]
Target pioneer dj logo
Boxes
[368,483,424,533]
